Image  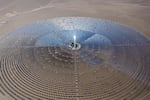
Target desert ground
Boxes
[0,0,150,38]
[0,0,150,100]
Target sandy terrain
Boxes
[0,0,150,99]
[0,0,150,38]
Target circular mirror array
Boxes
[0,17,150,100]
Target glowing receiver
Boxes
[68,35,81,50]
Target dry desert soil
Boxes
[0,0,150,38]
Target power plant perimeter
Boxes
[0,17,150,100]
